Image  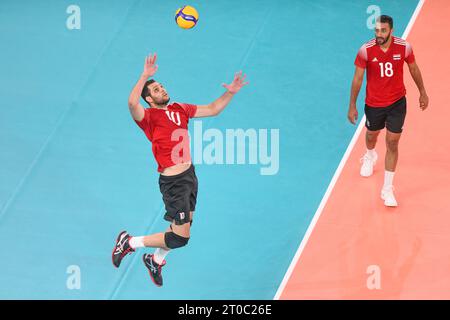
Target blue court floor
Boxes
[0,0,419,299]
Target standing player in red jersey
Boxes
[348,15,429,207]
[112,53,248,286]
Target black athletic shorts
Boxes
[364,96,407,133]
[158,164,198,225]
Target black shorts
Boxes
[364,96,407,133]
[159,164,198,225]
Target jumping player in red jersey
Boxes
[112,53,248,286]
[348,15,429,207]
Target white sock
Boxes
[153,248,170,265]
[384,170,395,188]
[129,236,145,249]
[367,148,377,158]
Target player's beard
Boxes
[162,95,170,104]
[376,33,390,45]
[155,95,170,106]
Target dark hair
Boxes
[377,15,393,29]
[141,79,155,106]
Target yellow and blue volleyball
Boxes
[175,5,199,29]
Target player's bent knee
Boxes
[164,231,190,249]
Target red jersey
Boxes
[135,102,197,172]
[354,36,415,107]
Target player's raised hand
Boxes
[419,92,429,111]
[222,71,249,94]
[143,53,158,78]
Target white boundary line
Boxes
[273,0,426,300]
[402,0,426,41]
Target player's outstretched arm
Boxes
[128,53,158,121]
[194,71,249,118]
[407,61,429,111]
[347,66,365,125]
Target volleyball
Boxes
[175,5,199,29]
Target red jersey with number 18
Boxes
[135,102,198,173]
[354,36,415,107]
